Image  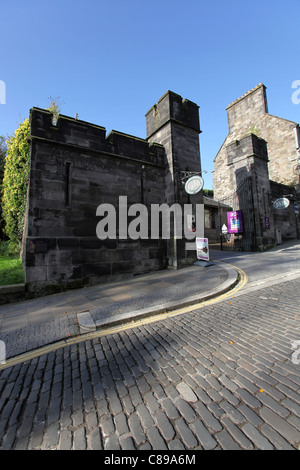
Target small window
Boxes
[205,210,211,228]
[205,209,216,229]
[65,162,72,206]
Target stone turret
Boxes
[146,91,203,267]
[146,91,202,204]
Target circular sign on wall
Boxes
[273,197,290,210]
[184,175,204,195]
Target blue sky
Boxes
[0,0,299,189]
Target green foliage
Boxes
[1,97,62,246]
[47,96,62,124]
[203,188,214,198]
[248,125,260,136]
[0,239,20,256]
[1,119,30,244]
[0,135,7,182]
[0,136,8,238]
[0,239,24,285]
[0,254,24,285]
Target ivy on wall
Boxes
[2,119,30,244]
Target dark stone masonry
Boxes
[23,91,203,296]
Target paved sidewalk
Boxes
[0,259,238,359]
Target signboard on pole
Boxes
[273,198,290,210]
[184,175,204,195]
[227,210,243,234]
[196,238,209,261]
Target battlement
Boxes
[226,83,266,109]
[106,130,165,165]
[145,90,200,139]
[226,83,268,134]
[30,107,165,167]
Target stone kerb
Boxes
[0,283,25,305]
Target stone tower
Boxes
[145,91,203,267]
[226,133,275,250]
[213,83,299,201]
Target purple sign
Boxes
[265,216,270,229]
[227,210,243,234]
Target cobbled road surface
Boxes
[1,277,300,451]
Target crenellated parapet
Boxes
[30,108,107,150]
[30,107,165,167]
[145,90,200,139]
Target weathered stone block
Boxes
[26,266,47,282]
[58,238,80,249]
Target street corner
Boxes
[209,259,246,297]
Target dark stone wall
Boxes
[270,181,298,241]
[24,91,202,295]
[25,109,169,295]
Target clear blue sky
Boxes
[1,0,299,189]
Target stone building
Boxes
[212,83,300,251]
[23,91,203,295]
[213,83,300,198]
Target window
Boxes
[205,209,216,229]
[65,162,72,206]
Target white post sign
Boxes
[222,224,228,234]
[196,237,209,261]
[0,340,6,364]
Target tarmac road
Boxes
[211,240,300,288]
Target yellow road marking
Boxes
[0,263,247,370]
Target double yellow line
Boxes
[0,263,247,370]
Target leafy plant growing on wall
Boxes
[1,98,62,246]
[2,119,30,244]
[0,136,8,239]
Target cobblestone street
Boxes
[1,275,300,451]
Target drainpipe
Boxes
[218,200,223,251]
